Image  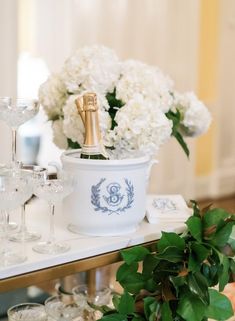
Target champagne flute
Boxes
[32,171,75,255]
[0,172,32,266]
[9,165,47,242]
[0,97,39,167]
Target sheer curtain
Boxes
[0,0,18,165]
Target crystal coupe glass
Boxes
[32,171,75,255]
[9,165,47,242]
[45,294,83,321]
[0,97,39,167]
[7,303,47,321]
[0,172,32,266]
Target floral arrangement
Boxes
[39,45,211,159]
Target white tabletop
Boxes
[0,198,186,280]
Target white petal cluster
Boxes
[61,45,120,94]
[38,73,67,120]
[116,60,174,113]
[39,45,211,158]
[63,94,84,145]
[175,92,212,137]
[52,119,68,149]
[105,96,173,159]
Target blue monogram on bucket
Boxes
[91,178,134,215]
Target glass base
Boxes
[9,230,41,242]
[32,241,70,255]
[0,251,27,267]
[7,221,18,231]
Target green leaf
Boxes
[121,246,150,265]
[188,242,211,272]
[186,216,202,242]
[190,200,201,218]
[161,301,173,321]
[157,232,185,252]
[144,278,158,292]
[166,109,189,157]
[187,272,209,305]
[118,291,135,315]
[228,235,235,251]
[116,262,138,282]
[156,246,184,263]
[174,131,189,157]
[118,272,145,294]
[142,254,159,279]
[131,317,146,321]
[210,222,234,247]
[67,138,81,149]
[201,263,219,287]
[218,255,229,291]
[143,297,160,321]
[106,89,124,130]
[205,289,234,320]
[112,294,121,311]
[169,276,186,296]
[188,253,200,272]
[99,313,127,321]
[203,208,231,229]
[190,242,210,262]
[230,258,235,273]
[177,294,207,321]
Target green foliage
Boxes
[165,109,189,157]
[99,202,235,321]
[106,89,125,130]
[67,138,81,149]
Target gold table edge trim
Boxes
[0,240,156,293]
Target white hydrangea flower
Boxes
[61,45,121,95]
[175,92,212,137]
[52,119,68,149]
[116,60,174,112]
[63,94,85,146]
[39,45,211,157]
[38,73,67,120]
[105,96,173,159]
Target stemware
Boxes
[45,294,83,321]
[32,171,75,255]
[0,173,32,266]
[72,284,112,320]
[9,165,47,242]
[7,303,47,321]
[0,97,39,167]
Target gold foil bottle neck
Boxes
[83,93,97,112]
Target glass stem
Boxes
[0,210,8,255]
[48,203,55,244]
[19,203,27,233]
[6,211,10,228]
[11,127,17,165]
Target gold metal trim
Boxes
[0,241,156,293]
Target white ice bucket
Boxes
[61,150,152,236]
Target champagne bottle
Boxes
[75,93,108,159]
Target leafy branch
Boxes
[98,202,235,321]
[165,109,189,158]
